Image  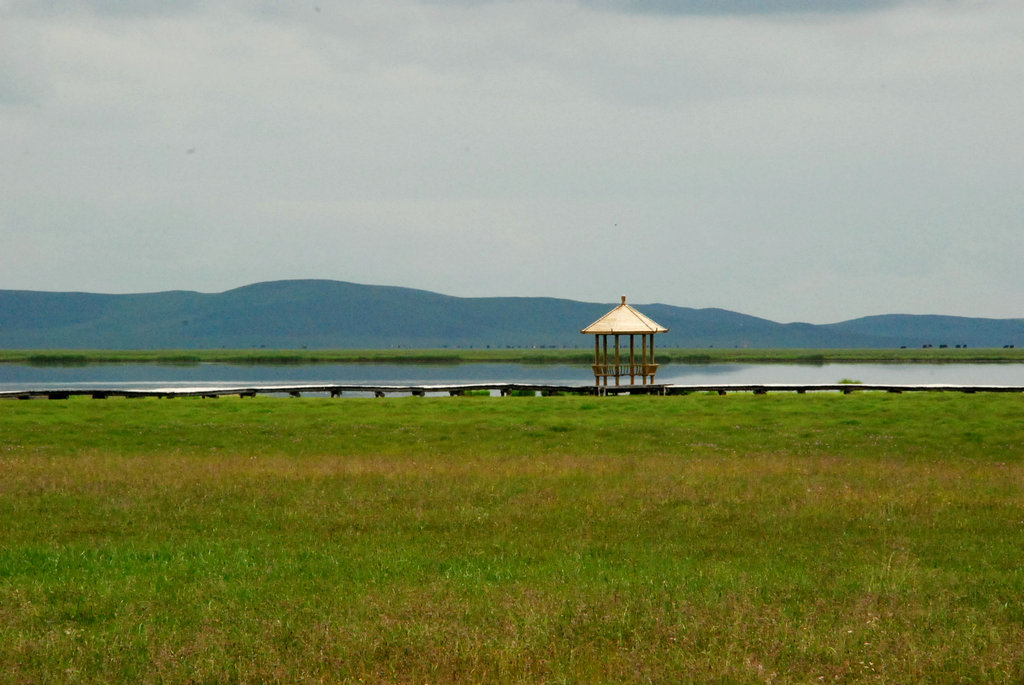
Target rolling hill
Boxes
[0,280,1021,349]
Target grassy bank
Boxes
[3,346,1024,366]
[2,394,1024,682]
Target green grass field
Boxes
[2,393,1023,682]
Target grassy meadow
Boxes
[2,392,1024,682]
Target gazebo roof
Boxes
[580,296,668,335]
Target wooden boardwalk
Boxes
[3,382,1024,400]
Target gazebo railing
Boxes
[592,363,659,379]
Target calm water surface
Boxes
[3,362,1024,391]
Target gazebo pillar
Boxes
[602,334,609,386]
[641,334,647,382]
[629,334,636,385]
[648,332,656,383]
[614,334,620,386]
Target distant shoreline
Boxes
[2,348,1023,366]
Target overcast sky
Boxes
[2,0,1022,323]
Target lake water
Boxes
[3,362,1024,392]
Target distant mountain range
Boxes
[1,279,1021,350]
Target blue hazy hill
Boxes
[0,279,1021,349]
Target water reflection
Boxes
[660,363,1024,385]
[2,362,1024,391]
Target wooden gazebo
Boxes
[581,296,668,386]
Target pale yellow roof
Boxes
[580,296,668,334]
